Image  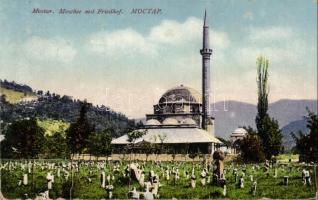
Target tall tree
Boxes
[66,100,94,154]
[292,109,318,162]
[255,56,282,159]
[65,100,94,199]
[2,118,45,159]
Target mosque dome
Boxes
[162,118,179,125]
[232,128,247,136]
[145,119,161,126]
[181,118,197,125]
[158,85,202,104]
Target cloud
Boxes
[247,26,293,42]
[86,17,230,57]
[87,28,156,57]
[23,36,76,63]
[231,25,317,104]
[148,17,230,49]
[235,26,314,68]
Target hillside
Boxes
[213,99,317,138]
[0,87,37,104]
[0,80,135,138]
[37,119,70,136]
[281,118,309,150]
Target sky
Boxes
[0,0,317,118]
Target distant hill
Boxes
[0,80,135,138]
[281,118,309,150]
[212,99,316,150]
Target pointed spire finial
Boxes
[204,10,208,27]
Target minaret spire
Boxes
[204,10,207,27]
[200,10,213,131]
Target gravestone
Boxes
[200,169,207,186]
[165,168,170,181]
[251,180,257,196]
[223,185,227,197]
[57,168,61,177]
[213,151,225,180]
[303,170,312,186]
[106,184,114,199]
[47,172,53,190]
[283,176,289,186]
[191,173,196,188]
[274,167,277,178]
[23,174,28,185]
[239,177,244,188]
[250,175,253,182]
[100,171,106,188]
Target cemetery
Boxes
[0,3,317,199]
[1,156,317,199]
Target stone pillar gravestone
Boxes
[239,177,244,188]
[46,172,53,190]
[200,169,206,186]
[191,173,196,188]
[28,163,31,174]
[213,151,225,180]
[223,185,226,197]
[251,181,257,196]
[166,169,170,181]
[101,171,106,188]
[274,167,277,178]
[106,184,114,199]
[283,176,289,186]
[23,174,28,185]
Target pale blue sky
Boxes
[0,0,317,118]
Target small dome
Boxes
[162,118,179,125]
[181,118,196,125]
[232,128,247,135]
[145,119,161,126]
[159,85,201,104]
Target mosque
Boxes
[112,11,222,155]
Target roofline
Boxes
[144,124,199,129]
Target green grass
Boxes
[37,119,70,136]
[0,87,37,104]
[276,154,299,162]
[1,161,316,199]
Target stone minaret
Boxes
[200,11,213,133]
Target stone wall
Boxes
[73,153,213,162]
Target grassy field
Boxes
[0,87,37,104]
[1,160,316,199]
[37,119,70,136]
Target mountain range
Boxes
[212,99,317,149]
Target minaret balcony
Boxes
[200,49,212,55]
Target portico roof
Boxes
[111,127,222,145]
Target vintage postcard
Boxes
[0,0,317,199]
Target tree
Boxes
[2,118,45,159]
[65,100,94,199]
[43,132,69,159]
[292,109,318,162]
[255,56,282,159]
[66,101,94,154]
[239,126,265,162]
[1,118,45,194]
[87,129,113,160]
